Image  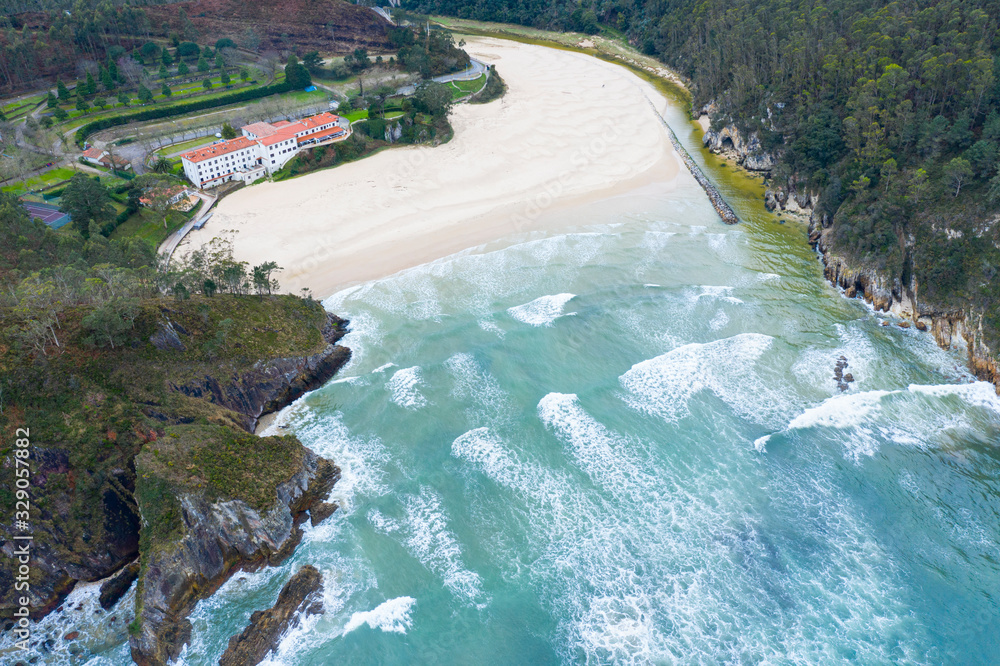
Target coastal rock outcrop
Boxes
[702,122,774,173]
[171,313,351,432]
[130,433,339,666]
[218,565,324,666]
[0,299,350,647]
[810,216,999,392]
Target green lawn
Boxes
[1,167,78,195]
[343,109,369,122]
[110,201,200,248]
[450,74,488,99]
[156,137,216,157]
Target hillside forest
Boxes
[409,0,1000,346]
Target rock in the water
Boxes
[218,565,324,666]
[309,501,338,527]
[844,373,854,383]
[64,632,79,641]
[99,560,140,611]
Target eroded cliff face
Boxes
[809,216,999,392]
[170,314,351,432]
[701,121,775,173]
[130,446,338,666]
[0,302,350,635]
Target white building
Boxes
[180,112,347,189]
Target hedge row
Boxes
[74,81,293,145]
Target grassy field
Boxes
[111,200,201,247]
[450,73,488,98]
[2,95,45,121]
[1,167,77,195]
[156,136,216,157]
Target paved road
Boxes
[433,58,487,83]
[396,59,488,95]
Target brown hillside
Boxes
[146,0,394,54]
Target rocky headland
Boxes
[0,295,351,663]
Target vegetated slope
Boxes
[408,0,1000,376]
[145,0,394,53]
[0,194,350,628]
[0,0,391,93]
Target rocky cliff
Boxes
[701,120,775,173]
[170,313,351,432]
[130,427,339,665]
[0,296,351,634]
[810,216,999,391]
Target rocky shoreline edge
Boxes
[698,116,997,391]
[128,312,351,665]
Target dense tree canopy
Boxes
[409,0,1000,343]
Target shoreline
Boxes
[178,37,682,300]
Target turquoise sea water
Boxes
[172,179,998,664]
[9,55,1000,666]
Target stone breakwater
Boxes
[647,101,739,224]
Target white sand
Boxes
[178,37,682,298]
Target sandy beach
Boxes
[178,37,683,298]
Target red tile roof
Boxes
[242,121,279,138]
[82,147,103,159]
[181,137,256,163]
[299,112,340,130]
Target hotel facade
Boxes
[180,112,347,189]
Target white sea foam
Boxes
[366,488,487,607]
[292,408,390,512]
[709,309,729,330]
[753,435,771,452]
[619,333,787,426]
[386,366,428,409]
[786,390,891,430]
[372,362,396,373]
[0,578,135,665]
[477,318,506,337]
[908,381,1000,411]
[538,393,652,493]
[343,597,417,635]
[446,353,514,427]
[507,293,576,326]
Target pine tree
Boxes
[178,61,189,76]
[138,85,153,104]
[221,71,231,86]
[57,79,69,100]
[46,91,57,108]
[215,53,225,70]
[101,66,115,91]
[161,83,171,97]
[85,71,96,95]
[161,49,173,66]
[197,56,209,73]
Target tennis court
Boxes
[22,201,71,229]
